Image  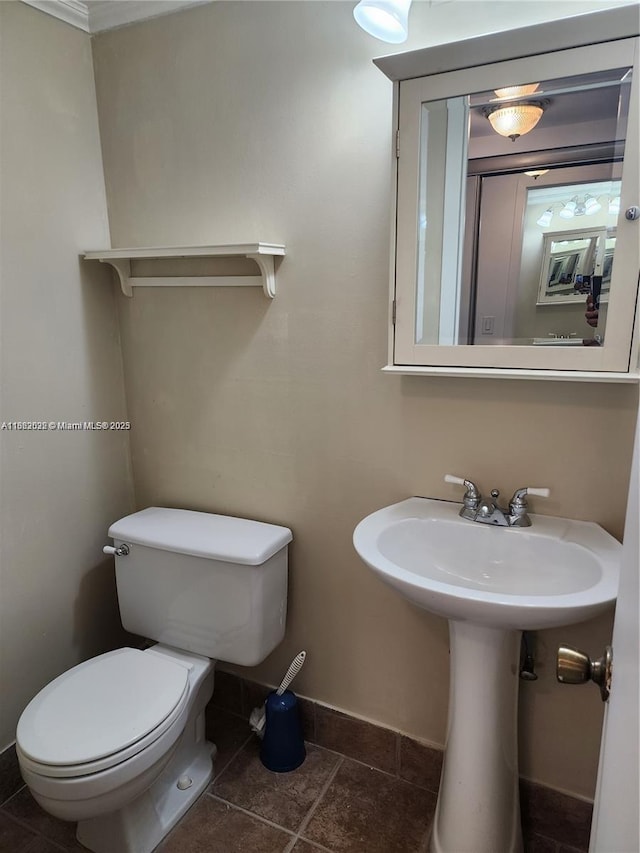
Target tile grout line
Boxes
[208,752,345,851]
[0,784,27,810]
[207,792,297,839]
[0,781,26,809]
[284,835,334,853]
[306,740,439,794]
[283,755,346,853]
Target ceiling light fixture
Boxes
[483,100,547,142]
[494,84,540,99]
[524,169,550,180]
[609,196,621,215]
[353,0,412,43]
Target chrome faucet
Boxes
[475,489,511,526]
[444,475,549,527]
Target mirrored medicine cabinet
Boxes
[375,6,640,380]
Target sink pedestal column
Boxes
[430,621,523,853]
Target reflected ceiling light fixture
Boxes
[483,100,548,142]
[536,207,554,228]
[494,83,540,99]
[537,193,620,229]
[584,194,602,215]
[353,0,412,43]
[524,169,550,180]
[559,197,578,219]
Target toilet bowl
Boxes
[18,646,215,853]
[16,508,292,853]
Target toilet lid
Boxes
[17,648,189,768]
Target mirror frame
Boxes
[375,6,640,382]
[537,228,610,307]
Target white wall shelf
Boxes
[84,243,286,298]
[382,365,640,383]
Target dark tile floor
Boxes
[0,702,587,853]
[157,704,438,853]
[0,709,436,853]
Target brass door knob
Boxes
[557,645,612,702]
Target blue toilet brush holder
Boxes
[260,689,306,772]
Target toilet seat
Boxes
[17,648,190,779]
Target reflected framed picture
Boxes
[537,227,610,305]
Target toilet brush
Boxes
[249,651,306,737]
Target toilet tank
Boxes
[107,508,292,667]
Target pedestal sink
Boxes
[353,498,620,853]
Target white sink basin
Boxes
[353,498,620,629]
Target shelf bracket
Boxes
[101,258,133,297]
[246,252,276,298]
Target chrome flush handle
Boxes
[103,544,130,557]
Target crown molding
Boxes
[22,0,89,32]
[86,1,212,33]
[20,0,212,33]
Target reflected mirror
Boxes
[413,66,631,349]
[539,232,600,304]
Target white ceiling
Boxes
[21,0,213,33]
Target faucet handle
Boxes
[528,487,550,498]
[511,487,550,505]
[445,475,481,516]
[508,487,549,527]
[444,474,480,496]
[509,488,550,519]
[444,474,465,486]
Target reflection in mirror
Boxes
[538,231,601,303]
[415,66,632,348]
[516,178,621,346]
[540,233,599,300]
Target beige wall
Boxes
[0,2,134,750]
[91,1,638,798]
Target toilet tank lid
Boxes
[108,507,292,564]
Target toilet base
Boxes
[76,737,216,853]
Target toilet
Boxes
[15,507,292,853]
